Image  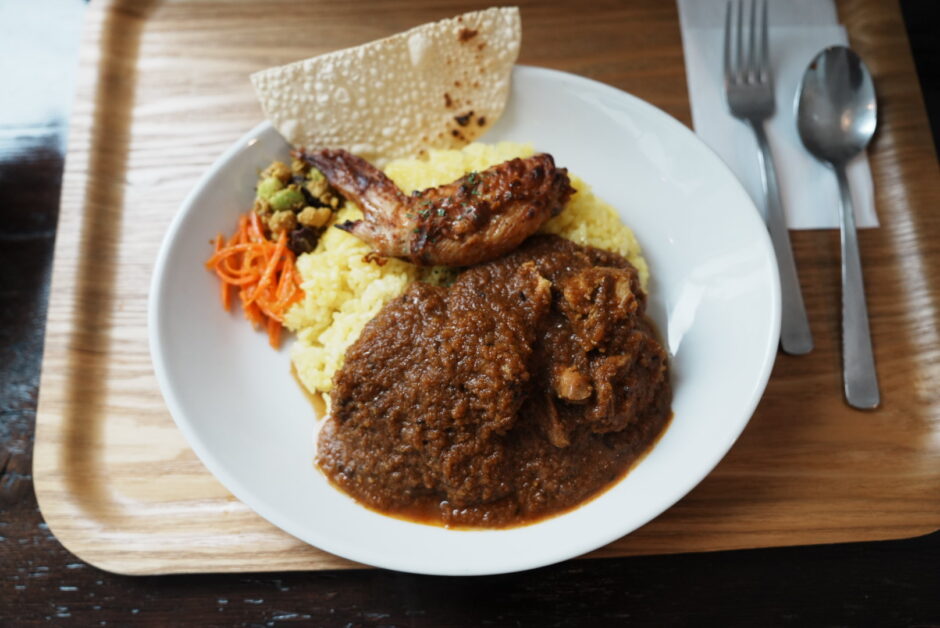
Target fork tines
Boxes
[724,0,770,86]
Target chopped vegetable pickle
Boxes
[268,210,297,233]
[270,185,306,212]
[256,176,284,201]
[289,225,320,254]
[253,198,273,217]
[298,206,332,228]
[305,176,329,200]
[246,156,345,255]
[261,160,292,184]
[291,157,308,175]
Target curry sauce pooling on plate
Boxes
[317,235,672,528]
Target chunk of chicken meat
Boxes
[559,267,641,352]
[553,365,593,402]
[298,148,574,266]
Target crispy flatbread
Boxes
[250,7,520,164]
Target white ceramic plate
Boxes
[149,66,781,576]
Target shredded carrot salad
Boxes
[205,212,304,348]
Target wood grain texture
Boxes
[33,0,940,575]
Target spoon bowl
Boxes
[797,46,877,165]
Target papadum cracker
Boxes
[250,7,521,164]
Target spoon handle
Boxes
[751,121,814,355]
[836,166,880,409]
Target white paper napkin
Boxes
[677,0,878,229]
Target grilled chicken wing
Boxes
[298,148,574,266]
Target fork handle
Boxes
[836,165,880,409]
[750,120,814,355]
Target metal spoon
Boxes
[796,46,879,409]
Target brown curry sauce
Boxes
[316,235,672,528]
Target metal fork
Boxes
[724,0,813,355]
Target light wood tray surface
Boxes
[34,0,940,575]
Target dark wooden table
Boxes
[2,1,938,624]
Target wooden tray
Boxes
[34,0,940,575]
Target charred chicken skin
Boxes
[297,148,574,266]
